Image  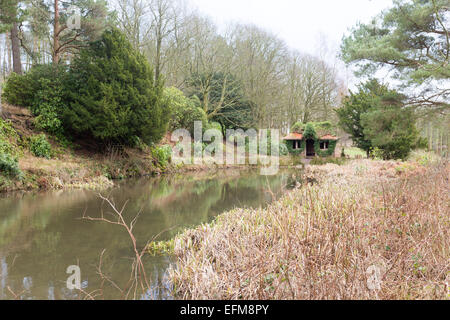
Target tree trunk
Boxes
[53,0,60,64]
[11,22,22,74]
[155,20,162,82]
[155,36,161,81]
[6,32,12,74]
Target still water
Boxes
[0,169,300,300]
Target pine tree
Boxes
[337,79,418,160]
[341,0,449,111]
[361,106,418,160]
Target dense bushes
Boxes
[0,119,22,178]
[164,87,208,134]
[3,66,66,137]
[337,80,418,160]
[361,106,418,160]
[2,29,169,147]
[2,72,35,107]
[152,145,172,168]
[29,134,52,159]
[279,143,289,156]
[31,77,65,137]
[62,28,168,146]
[0,119,20,156]
[2,65,68,139]
[0,153,22,178]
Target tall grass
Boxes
[169,160,449,299]
[344,147,367,159]
[408,150,441,166]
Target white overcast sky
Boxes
[189,0,393,56]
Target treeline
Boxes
[0,0,344,132]
[2,28,169,147]
[0,0,448,159]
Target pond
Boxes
[0,169,301,300]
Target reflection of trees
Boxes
[0,190,93,251]
[0,169,300,299]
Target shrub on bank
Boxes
[31,77,66,137]
[63,28,169,146]
[2,72,35,107]
[3,65,65,105]
[164,87,208,135]
[30,134,52,159]
[0,152,22,178]
[152,144,172,168]
[279,143,289,156]
[0,118,20,157]
[2,65,68,140]
[0,118,23,179]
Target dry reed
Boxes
[169,159,450,300]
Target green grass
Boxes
[310,157,346,166]
[344,147,366,159]
[408,150,441,166]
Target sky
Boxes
[189,0,393,56]
[188,0,394,87]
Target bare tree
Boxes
[115,0,151,50]
[147,0,178,81]
[230,24,287,127]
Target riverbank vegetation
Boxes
[337,80,423,160]
[1,0,448,193]
[169,157,449,299]
[0,104,158,192]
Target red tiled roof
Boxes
[320,134,338,140]
[283,132,303,140]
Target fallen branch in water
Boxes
[82,194,151,300]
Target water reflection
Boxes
[0,169,300,299]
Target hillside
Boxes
[0,103,161,193]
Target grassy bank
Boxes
[168,158,449,299]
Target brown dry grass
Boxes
[169,159,450,300]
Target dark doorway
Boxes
[306,139,315,157]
